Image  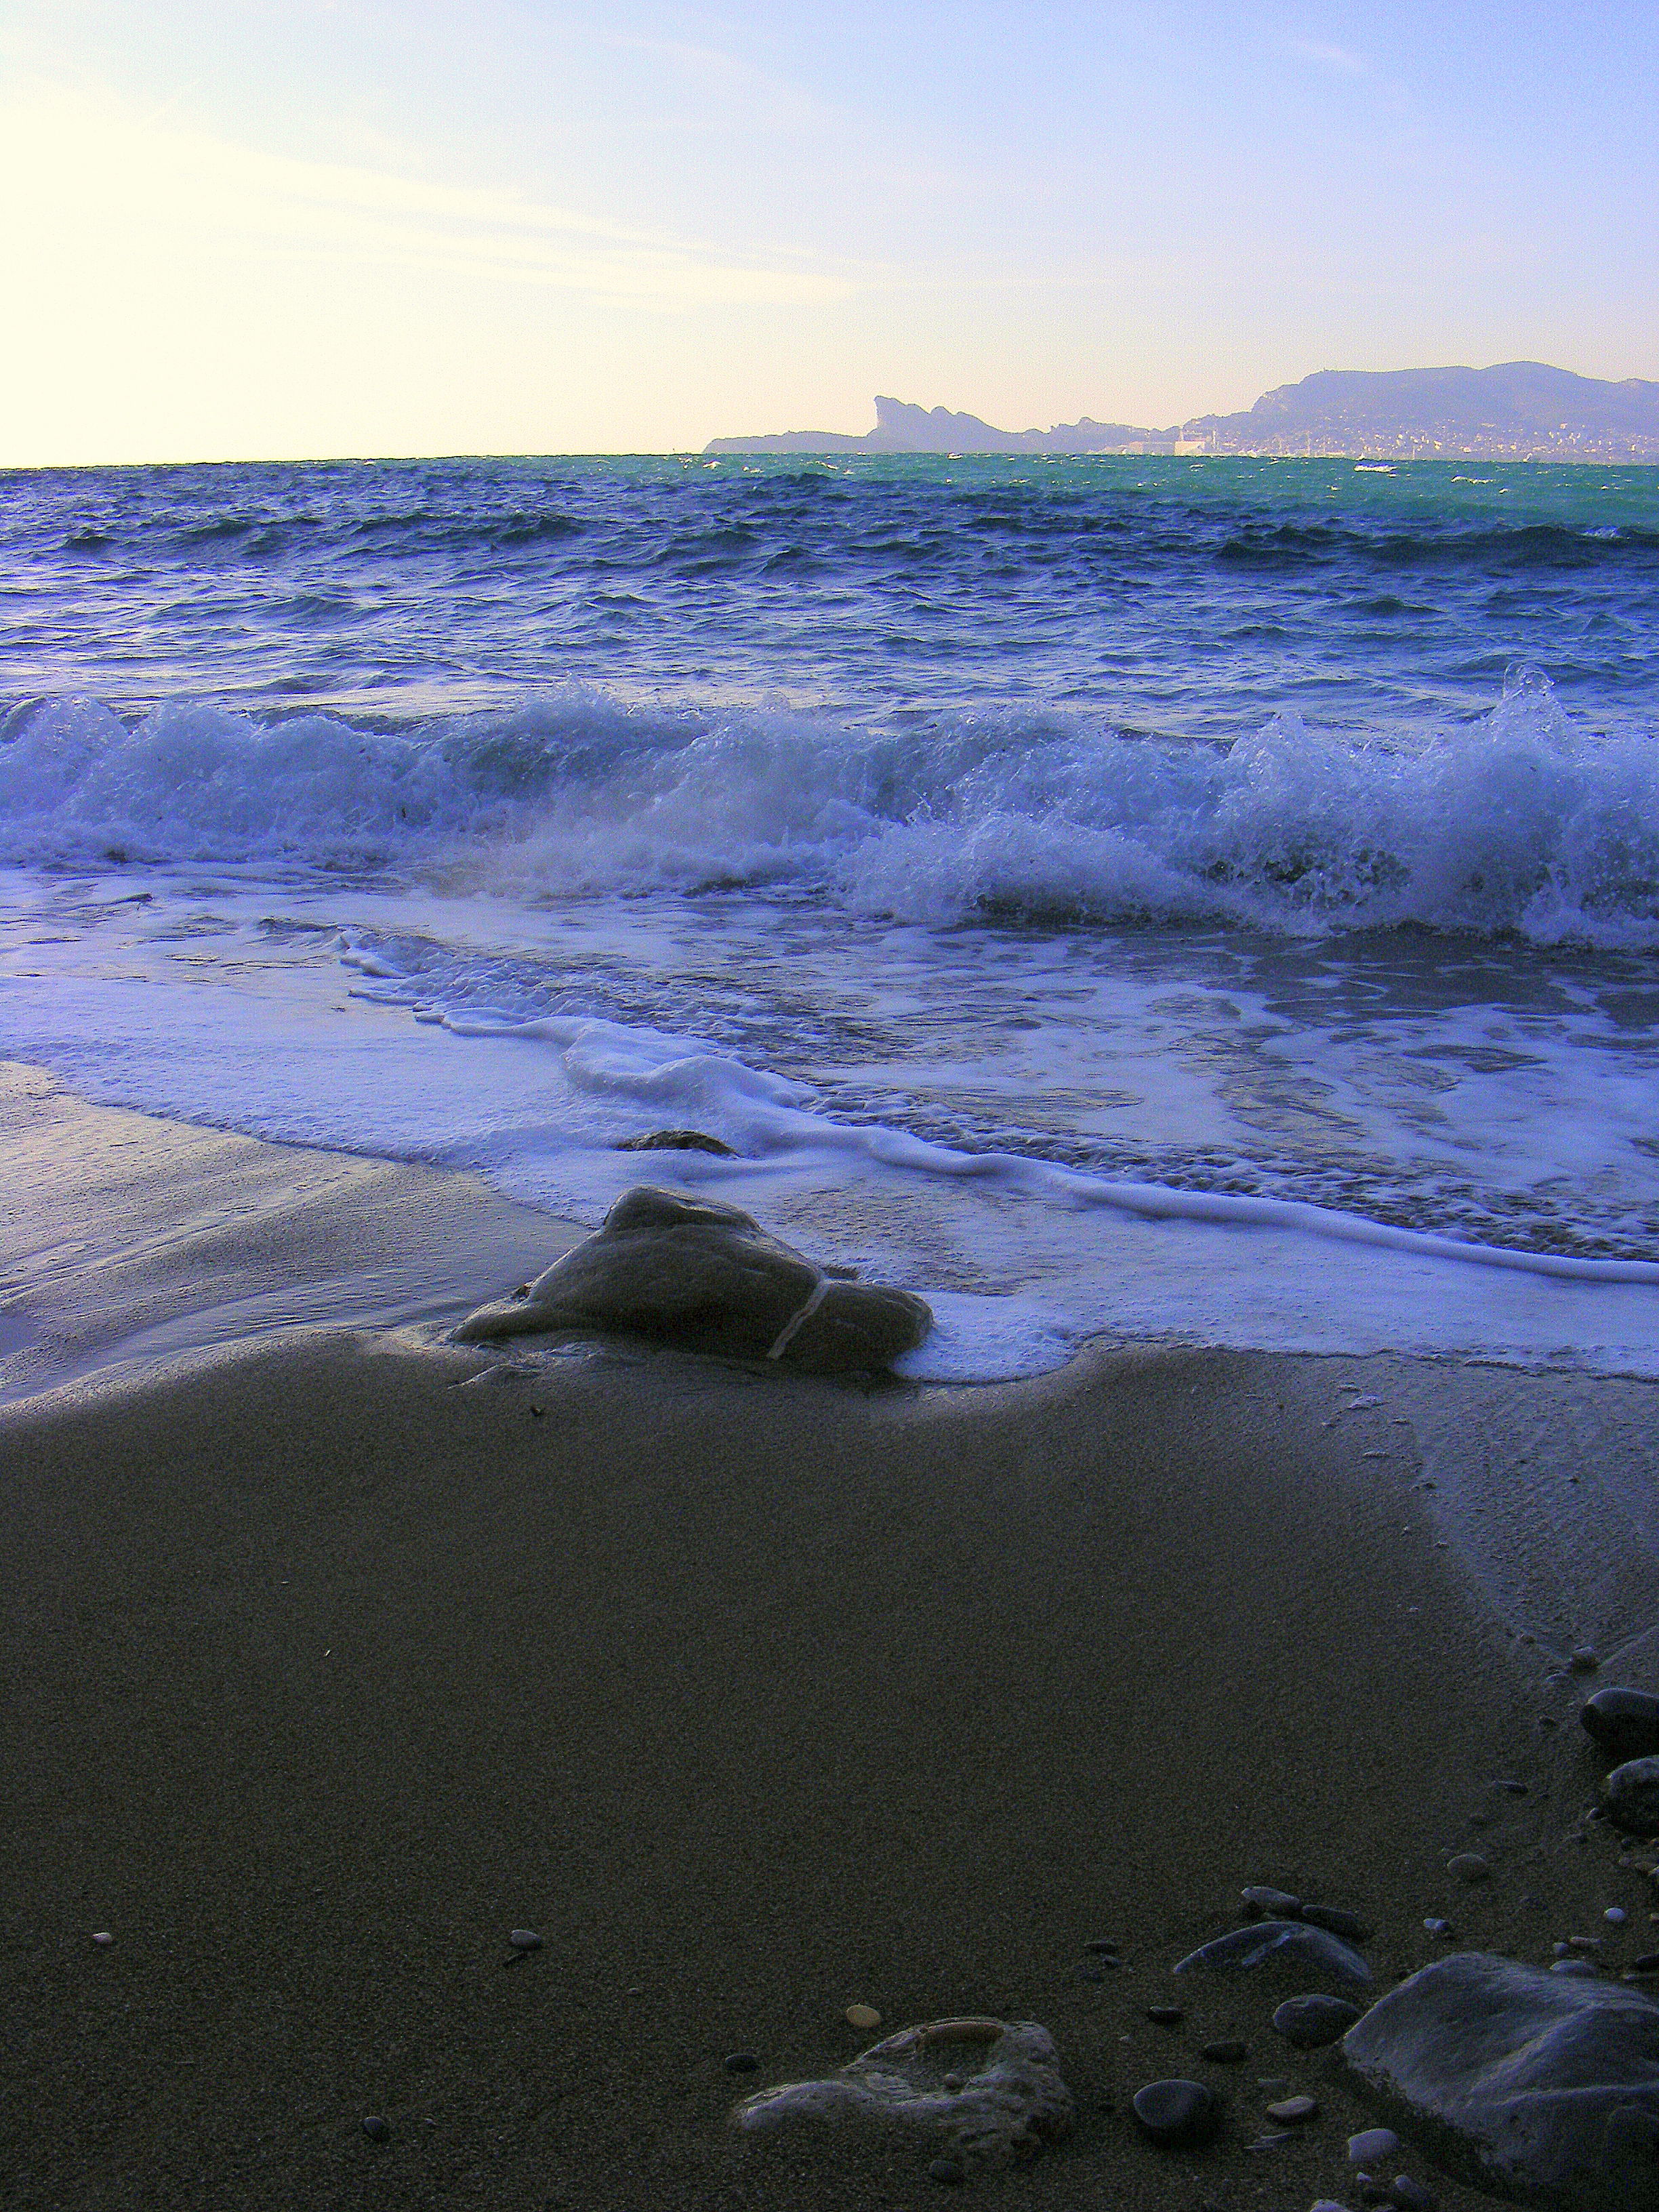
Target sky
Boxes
[2,0,1656,463]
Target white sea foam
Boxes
[3,672,1657,946]
[5,869,1658,1385]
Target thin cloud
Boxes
[1285,37,1370,74]
[1,85,848,306]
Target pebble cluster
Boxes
[333,1679,1659,2200]
[1125,1875,1441,2209]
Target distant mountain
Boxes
[1189,363,1659,459]
[705,394,1151,457]
[705,364,1659,461]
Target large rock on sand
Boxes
[1340,1951,1659,2210]
[452,1187,932,1375]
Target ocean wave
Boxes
[2,672,1656,946]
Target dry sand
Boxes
[3,1063,1659,2211]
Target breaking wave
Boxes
[2,669,1656,946]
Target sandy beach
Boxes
[5,1064,1659,2211]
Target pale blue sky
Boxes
[3,0,1654,460]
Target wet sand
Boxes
[3,1065,1658,2211]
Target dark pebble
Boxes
[1582,1687,1659,1763]
[1494,1778,1529,1795]
[723,2052,760,2074]
[1627,1953,1659,1973]
[1571,1647,1601,1673]
[1446,1852,1491,1882]
[926,2156,967,2186]
[1299,1904,1372,1943]
[1271,1994,1362,2049]
[1200,2038,1248,2063]
[1240,1885,1302,1920]
[1605,1757,1659,1834]
[1145,2005,1185,2024]
[1084,1938,1122,1954]
[1131,2078,1224,2148]
[1604,2106,1659,2161]
[1391,2179,1437,2212]
[361,2116,390,2143]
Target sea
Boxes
[3,451,1659,1380]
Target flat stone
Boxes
[1446,1853,1491,1883]
[1241,1885,1303,1919]
[455,1187,931,1374]
[1273,1994,1363,2049]
[733,2018,1071,2173]
[508,1928,541,1950]
[1607,1758,1659,1835]
[615,1129,736,1155]
[1174,1919,1372,1993]
[1200,2038,1248,2062]
[1265,2095,1318,2122]
[1145,2005,1185,2024]
[1583,1689,1659,1763]
[1130,2078,1224,2147]
[1339,1950,1659,2211]
[1552,1958,1602,1977]
[1302,1904,1373,1943]
[724,2052,760,2074]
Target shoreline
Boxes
[5,1064,1659,2208]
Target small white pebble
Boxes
[91,1931,113,1946]
[1349,2127,1400,2164]
[1605,1907,1629,1924]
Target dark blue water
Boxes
[6,453,1658,738]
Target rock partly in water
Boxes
[1174,1919,1372,1993]
[1340,1950,1659,2211]
[731,2018,1071,2173]
[1606,1759,1659,1836]
[1273,1994,1364,2049]
[615,1129,737,1155]
[453,1188,931,1374]
[1130,2078,1225,2147]
[1582,1689,1659,1764]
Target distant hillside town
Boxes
[706,364,1659,462]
